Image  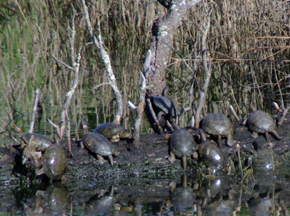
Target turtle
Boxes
[11,124,53,151]
[36,145,67,180]
[201,113,234,146]
[168,128,197,170]
[80,119,116,166]
[12,124,54,167]
[93,123,131,142]
[198,129,229,174]
[245,105,281,142]
[151,96,177,129]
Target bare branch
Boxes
[132,73,147,145]
[51,54,74,71]
[229,105,240,121]
[277,104,290,126]
[29,88,40,133]
[82,0,123,124]
[194,7,213,128]
[47,118,61,138]
[146,98,163,134]
[47,8,82,153]
[94,82,111,90]
[127,101,137,111]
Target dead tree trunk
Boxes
[143,0,202,132]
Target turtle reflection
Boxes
[23,183,68,215]
[198,175,234,214]
[84,186,115,216]
[170,174,195,213]
[248,173,283,215]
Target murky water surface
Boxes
[2,172,290,215]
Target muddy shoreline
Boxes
[1,114,290,190]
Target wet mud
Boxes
[1,114,290,197]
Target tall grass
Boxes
[0,0,289,144]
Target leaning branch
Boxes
[132,73,147,146]
[48,8,82,152]
[81,0,123,124]
[29,88,40,133]
[194,8,213,128]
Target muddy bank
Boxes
[1,114,290,190]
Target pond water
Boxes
[2,171,290,215]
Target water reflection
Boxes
[1,173,289,215]
[22,183,68,215]
[84,186,115,216]
[170,174,195,213]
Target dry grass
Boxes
[0,0,289,144]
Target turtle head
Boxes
[79,119,89,134]
[120,129,132,139]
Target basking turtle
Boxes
[11,124,53,151]
[12,124,54,167]
[168,128,197,170]
[93,123,131,142]
[151,96,177,129]
[80,119,115,166]
[245,105,281,141]
[201,113,234,146]
[199,129,229,173]
[36,145,67,180]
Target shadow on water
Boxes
[2,171,290,215]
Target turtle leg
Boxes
[107,154,114,167]
[96,154,105,165]
[192,151,198,159]
[218,135,222,147]
[168,151,176,163]
[251,131,258,138]
[227,134,234,146]
[182,156,187,170]
[264,132,270,142]
[35,167,44,176]
[270,130,282,140]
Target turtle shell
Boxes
[152,96,176,119]
[201,113,233,146]
[246,110,276,133]
[199,140,227,172]
[169,129,196,157]
[83,132,114,158]
[22,133,53,151]
[43,145,67,180]
[93,123,130,141]
[201,113,233,136]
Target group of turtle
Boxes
[11,120,131,180]
[11,95,282,177]
[11,124,67,181]
[165,99,282,172]
[79,120,131,166]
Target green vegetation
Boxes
[1,0,289,144]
